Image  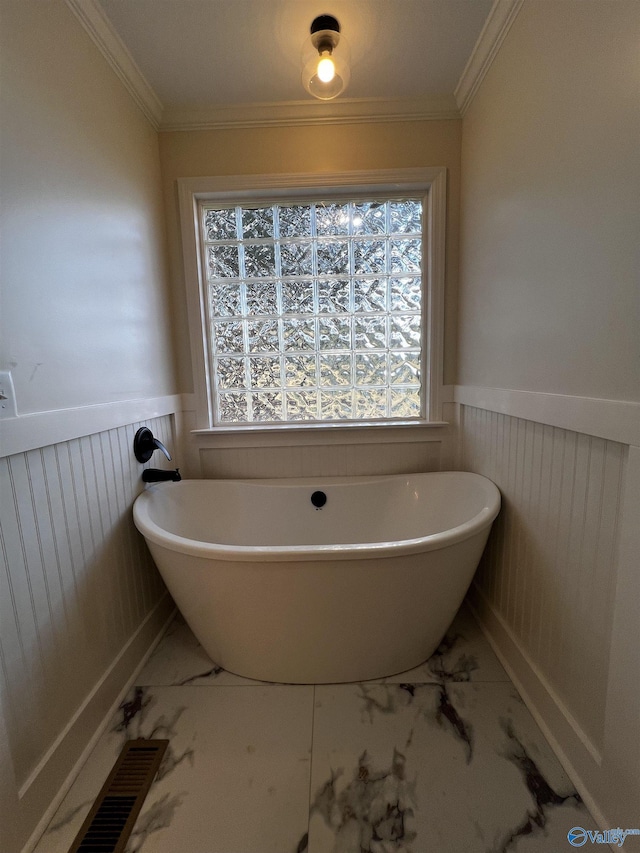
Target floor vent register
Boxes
[67,739,168,853]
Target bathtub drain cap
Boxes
[311,490,327,508]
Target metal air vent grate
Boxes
[67,739,168,853]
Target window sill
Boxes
[191,419,450,448]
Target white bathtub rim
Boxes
[133,472,501,564]
[136,507,498,562]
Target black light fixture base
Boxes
[310,14,339,35]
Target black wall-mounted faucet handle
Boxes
[133,427,172,463]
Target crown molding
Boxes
[159,96,460,132]
[454,0,525,116]
[65,0,510,132]
[65,0,163,129]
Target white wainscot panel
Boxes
[199,439,444,479]
[459,405,626,754]
[0,414,174,794]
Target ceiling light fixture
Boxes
[301,14,350,101]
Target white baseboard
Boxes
[466,584,611,832]
[20,596,176,853]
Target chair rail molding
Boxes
[0,394,185,458]
[453,385,640,446]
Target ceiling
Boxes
[83,0,503,128]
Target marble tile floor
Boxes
[35,603,597,853]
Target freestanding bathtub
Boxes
[133,472,500,683]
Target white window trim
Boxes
[178,167,446,433]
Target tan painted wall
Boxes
[458,0,639,401]
[457,0,640,828]
[0,3,178,850]
[0,0,178,416]
[158,120,462,390]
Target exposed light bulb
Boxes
[317,52,335,83]
[302,15,350,100]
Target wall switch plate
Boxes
[0,371,18,418]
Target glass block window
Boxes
[201,198,424,425]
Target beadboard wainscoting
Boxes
[453,387,640,828]
[0,402,180,853]
[460,405,626,751]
